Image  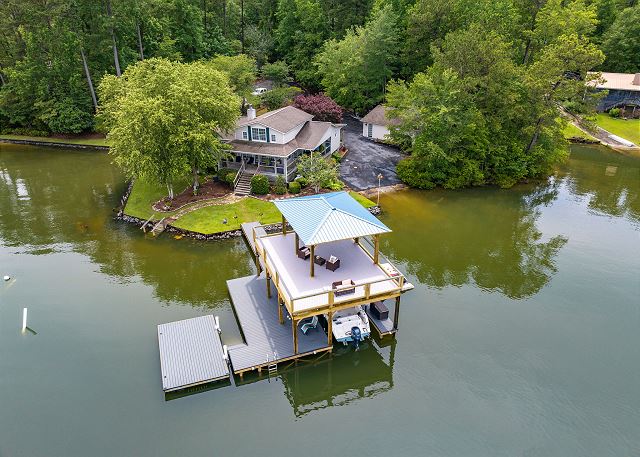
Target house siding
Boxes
[362,123,390,141]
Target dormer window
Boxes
[251,127,267,142]
[242,131,248,140]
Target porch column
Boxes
[393,295,401,330]
[294,232,299,255]
[282,215,287,235]
[309,245,315,277]
[292,318,298,354]
[373,234,380,264]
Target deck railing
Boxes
[251,225,406,318]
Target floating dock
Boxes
[227,275,332,375]
[157,315,229,392]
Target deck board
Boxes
[157,315,229,391]
[227,275,331,373]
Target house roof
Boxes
[361,105,401,127]
[273,191,391,246]
[227,121,342,157]
[593,72,640,92]
[238,106,314,133]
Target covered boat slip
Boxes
[157,315,230,392]
[227,275,332,375]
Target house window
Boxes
[367,123,373,138]
[251,127,267,142]
[271,134,276,142]
[242,131,248,140]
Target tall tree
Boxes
[98,58,240,196]
[600,4,640,72]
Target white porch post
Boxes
[284,157,288,182]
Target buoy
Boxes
[3,275,10,281]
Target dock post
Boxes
[266,274,272,299]
[373,234,380,264]
[393,296,401,330]
[278,298,283,324]
[292,318,298,354]
[21,308,27,332]
[327,312,333,346]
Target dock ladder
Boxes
[267,351,278,376]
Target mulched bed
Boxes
[153,178,232,211]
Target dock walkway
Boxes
[157,315,229,391]
[227,275,332,375]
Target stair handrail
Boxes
[233,159,246,191]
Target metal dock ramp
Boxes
[157,315,229,392]
[241,221,266,256]
[227,275,332,375]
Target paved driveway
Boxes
[340,116,405,190]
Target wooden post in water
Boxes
[393,295,401,330]
[292,318,298,354]
[310,245,315,277]
[278,298,283,324]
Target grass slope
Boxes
[563,123,595,141]
[595,114,640,145]
[0,134,110,147]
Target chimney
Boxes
[633,73,640,86]
[247,105,256,120]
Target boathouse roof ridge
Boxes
[273,191,391,246]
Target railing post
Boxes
[364,283,370,299]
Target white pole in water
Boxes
[22,308,28,332]
[222,345,228,361]
[214,315,220,333]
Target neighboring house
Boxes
[592,72,640,114]
[221,105,345,183]
[361,105,400,141]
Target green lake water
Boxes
[0,143,638,456]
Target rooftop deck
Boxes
[257,232,403,314]
[157,315,229,392]
[227,275,332,374]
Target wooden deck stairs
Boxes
[234,171,253,196]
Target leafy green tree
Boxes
[207,54,257,97]
[98,58,240,196]
[261,61,290,87]
[316,4,399,112]
[600,4,640,72]
[296,153,339,193]
[261,86,302,110]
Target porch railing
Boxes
[232,159,246,191]
[251,225,406,318]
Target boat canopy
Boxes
[273,191,391,246]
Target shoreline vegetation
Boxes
[0,134,110,148]
[121,178,377,236]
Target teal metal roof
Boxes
[273,191,391,246]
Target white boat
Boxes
[331,306,370,347]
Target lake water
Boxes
[0,143,638,457]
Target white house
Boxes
[221,105,345,183]
[361,105,400,141]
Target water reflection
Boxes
[0,145,253,307]
[278,340,395,417]
[561,145,640,223]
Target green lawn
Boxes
[563,122,595,141]
[172,197,281,234]
[595,114,640,145]
[124,179,379,234]
[0,134,110,147]
[349,191,376,208]
[124,178,189,220]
